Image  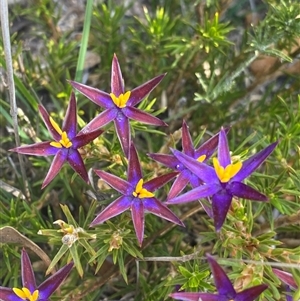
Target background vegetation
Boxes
[0,0,299,300]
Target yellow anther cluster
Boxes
[13,287,39,301]
[213,157,242,183]
[197,154,206,162]
[110,91,131,108]
[49,117,72,149]
[133,179,154,199]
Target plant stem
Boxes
[0,0,30,201]
[75,0,94,83]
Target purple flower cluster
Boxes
[9,54,280,300]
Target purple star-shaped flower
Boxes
[170,254,268,301]
[69,54,167,157]
[166,128,277,230]
[149,120,225,201]
[10,92,103,189]
[0,248,73,301]
[90,143,184,246]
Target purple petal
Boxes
[228,182,268,201]
[111,54,125,95]
[72,128,103,148]
[170,292,222,301]
[123,107,167,126]
[41,150,67,189]
[211,192,233,231]
[182,120,194,156]
[144,172,178,191]
[144,197,184,226]
[0,287,18,301]
[67,149,88,183]
[233,142,278,182]
[9,142,58,156]
[38,262,73,299]
[69,80,113,109]
[131,200,145,246]
[167,173,190,200]
[38,105,60,141]
[166,184,220,205]
[128,74,165,107]
[94,169,131,194]
[128,143,143,183]
[114,113,130,157]
[272,269,298,289]
[148,153,180,170]
[206,254,236,297]
[194,128,229,160]
[90,196,131,226]
[171,148,218,184]
[235,284,268,301]
[78,108,117,135]
[21,249,37,292]
[62,92,77,139]
[217,128,231,167]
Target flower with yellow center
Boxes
[12,287,39,301]
[91,143,183,246]
[132,179,155,198]
[166,128,277,231]
[110,91,131,108]
[213,157,242,183]
[49,117,73,148]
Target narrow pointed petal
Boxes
[90,196,131,226]
[233,142,278,182]
[171,148,217,184]
[228,182,268,201]
[128,74,165,106]
[167,172,190,200]
[170,292,221,301]
[0,287,17,301]
[94,170,131,194]
[217,128,231,167]
[211,192,233,231]
[42,150,67,189]
[182,120,194,156]
[21,249,37,292]
[78,108,117,135]
[111,54,125,95]
[144,197,184,226]
[38,262,73,299]
[114,113,130,157]
[273,269,298,289]
[124,107,167,126]
[72,128,103,148]
[128,143,143,183]
[67,149,88,183]
[38,105,61,141]
[9,141,58,156]
[69,80,113,109]
[148,153,180,170]
[235,284,268,301]
[206,254,236,297]
[194,128,229,160]
[144,172,178,191]
[62,92,77,139]
[166,184,220,205]
[131,200,145,246]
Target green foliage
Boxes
[1,0,299,300]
